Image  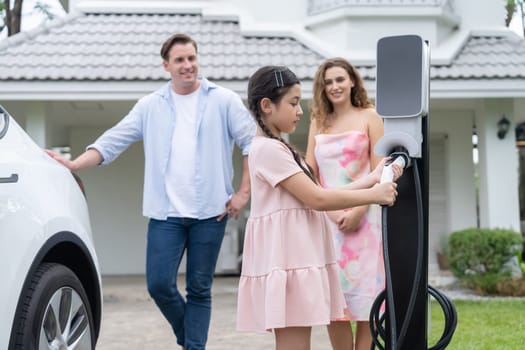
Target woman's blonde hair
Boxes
[311,57,373,132]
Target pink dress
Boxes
[314,130,384,321]
[236,137,346,333]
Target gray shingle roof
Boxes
[1,11,524,82]
[355,35,525,81]
[0,12,324,81]
[432,36,525,79]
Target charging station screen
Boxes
[376,35,423,118]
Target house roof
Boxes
[357,35,525,81]
[433,35,525,79]
[0,11,524,83]
[0,12,324,82]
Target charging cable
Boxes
[370,155,457,350]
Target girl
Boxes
[236,66,399,350]
[305,57,385,350]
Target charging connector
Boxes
[380,152,410,183]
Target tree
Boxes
[1,0,56,37]
[3,0,23,36]
[0,3,3,34]
[505,0,525,37]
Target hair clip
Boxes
[274,70,284,88]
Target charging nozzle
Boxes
[390,151,411,168]
[380,152,410,184]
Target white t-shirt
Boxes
[165,88,199,218]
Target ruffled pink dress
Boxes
[314,130,384,321]
[236,136,346,333]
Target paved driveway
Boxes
[96,275,332,349]
[96,272,468,349]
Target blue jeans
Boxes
[146,216,227,350]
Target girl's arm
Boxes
[279,171,397,211]
[338,158,388,191]
[338,158,403,191]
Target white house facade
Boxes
[0,0,523,275]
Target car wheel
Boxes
[12,262,95,350]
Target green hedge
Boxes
[448,228,523,294]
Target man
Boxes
[46,33,256,350]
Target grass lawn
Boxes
[428,299,525,350]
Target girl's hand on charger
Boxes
[391,163,403,182]
[371,157,404,183]
[373,182,398,206]
[371,158,389,182]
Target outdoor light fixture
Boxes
[497,115,511,140]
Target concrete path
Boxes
[95,273,469,350]
[96,275,332,349]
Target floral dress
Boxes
[314,130,384,320]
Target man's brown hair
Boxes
[160,33,198,61]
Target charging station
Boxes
[371,35,457,350]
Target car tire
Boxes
[12,262,95,350]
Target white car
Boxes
[0,105,102,349]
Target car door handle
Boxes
[0,173,18,183]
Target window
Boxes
[0,107,9,139]
[516,123,525,229]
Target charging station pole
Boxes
[374,35,430,350]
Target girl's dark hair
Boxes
[247,66,317,183]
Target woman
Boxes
[306,58,385,350]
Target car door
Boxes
[0,106,101,349]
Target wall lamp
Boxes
[497,115,511,140]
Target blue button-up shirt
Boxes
[88,77,256,220]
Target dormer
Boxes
[305,0,461,56]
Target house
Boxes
[1,0,523,274]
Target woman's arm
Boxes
[305,120,320,180]
[367,109,385,169]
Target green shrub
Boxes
[448,227,523,294]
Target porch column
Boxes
[476,98,520,231]
[25,102,48,148]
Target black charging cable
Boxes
[369,158,457,350]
